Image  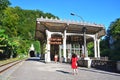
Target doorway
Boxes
[50,44,59,61]
[50,34,62,61]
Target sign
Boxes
[49,37,62,44]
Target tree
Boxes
[0,0,11,11]
[87,42,94,57]
[100,18,120,60]
[0,4,59,59]
[0,29,9,59]
[109,18,120,40]
[0,0,11,27]
[109,18,120,60]
[1,7,19,37]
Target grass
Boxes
[0,57,28,66]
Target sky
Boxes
[9,0,120,30]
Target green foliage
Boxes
[0,29,8,49]
[109,18,120,40]
[41,43,47,54]
[100,48,111,57]
[109,40,120,60]
[87,42,94,57]
[1,7,20,37]
[0,2,59,60]
[108,18,120,60]
[0,0,11,27]
[0,0,11,11]
[33,40,41,53]
[0,29,9,59]
[100,18,120,60]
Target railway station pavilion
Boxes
[35,17,106,63]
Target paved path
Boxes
[0,57,120,80]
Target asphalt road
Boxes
[0,57,120,80]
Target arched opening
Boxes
[29,50,35,57]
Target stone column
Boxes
[97,39,100,58]
[82,45,84,54]
[45,30,51,62]
[82,27,88,58]
[63,30,67,62]
[59,45,62,62]
[94,36,97,58]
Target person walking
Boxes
[71,53,78,75]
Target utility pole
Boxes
[70,13,88,58]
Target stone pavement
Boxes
[0,57,120,80]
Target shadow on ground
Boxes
[56,70,71,75]
[25,57,40,62]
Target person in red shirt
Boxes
[71,53,78,75]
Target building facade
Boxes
[35,17,106,62]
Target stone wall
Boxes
[77,59,120,73]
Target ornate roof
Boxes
[35,17,106,43]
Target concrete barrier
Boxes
[117,61,120,71]
[77,57,92,68]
